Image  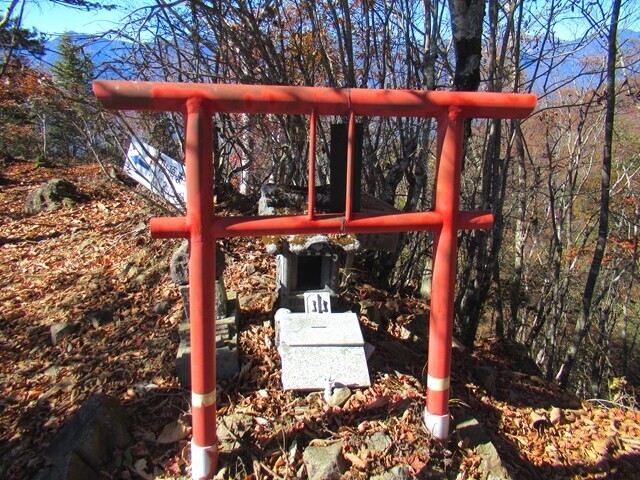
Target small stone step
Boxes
[175,294,239,388]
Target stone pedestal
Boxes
[170,239,240,387]
[176,292,240,388]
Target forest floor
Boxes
[1,160,639,480]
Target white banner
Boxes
[124,138,186,208]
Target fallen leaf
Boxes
[344,451,367,470]
[550,407,563,425]
[530,411,548,430]
[156,420,191,444]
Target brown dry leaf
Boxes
[366,395,390,410]
[550,407,563,425]
[344,451,367,470]
[530,411,548,429]
[593,436,616,457]
[156,420,191,444]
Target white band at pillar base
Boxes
[191,442,216,480]
[424,409,450,440]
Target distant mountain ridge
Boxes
[31,33,132,80]
[33,29,640,93]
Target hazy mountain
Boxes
[521,29,639,94]
[31,33,134,80]
[33,29,640,92]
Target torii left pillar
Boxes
[183,98,218,477]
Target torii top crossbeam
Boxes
[94,80,536,480]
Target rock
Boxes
[50,323,76,345]
[371,465,411,480]
[550,407,563,425]
[170,241,189,285]
[303,442,348,480]
[82,309,113,328]
[215,278,228,319]
[471,366,498,396]
[453,415,512,480]
[34,451,103,480]
[178,283,233,320]
[42,395,131,475]
[217,413,253,453]
[365,431,393,452]
[170,240,225,285]
[357,300,382,327]
[328,387,352,407]
[175,308,240,387]
[153,301,171,315]
[25,179,79,214]
[44,365,61,378]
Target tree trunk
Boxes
[556,0,621,389]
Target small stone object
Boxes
[82,309,113,328]
[170,240,225,285]
[328,387,351,407]
[39,395,131,480]
[365,431,393,452]
[371,465,411,480]
[303,442,348,480]
[550,407,563,425]
[175,295,240,387]
[471,365,498,396]
[25,179,79,214]
[154,301,171,315]
[44,365,61,378]
[453,415,512,480]
[170,241,190,285]
[50,323,76,345]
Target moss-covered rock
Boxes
[24,178,80,214]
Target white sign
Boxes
[304,291,332,314]
[124,138,186,208]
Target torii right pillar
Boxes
[424,105,464,438]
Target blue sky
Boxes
[21,1,135,36]
[17,0,639,39]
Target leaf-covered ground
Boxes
[1,161,638,479]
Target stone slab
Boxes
[275,308,370,390]
[276,310,364,347]
[279,344,370,390]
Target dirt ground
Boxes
[1,160,639,479]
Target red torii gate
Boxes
[93,81,536,480]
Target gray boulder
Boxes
[453,415,512,480]
[82,309,114,329]
[170,240,226,285]
[25,179,79,214]
[365,431,393,452]
[41,395,131,478]
[50,322,77,345]
[303,442,348,480]
[371,465,411,480]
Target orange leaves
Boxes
[3,161,640,479]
